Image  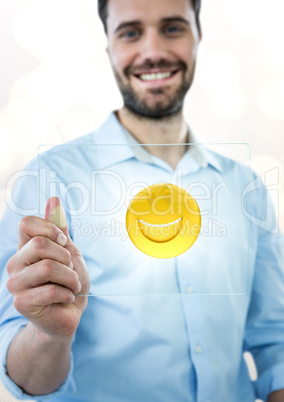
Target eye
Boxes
[120,29,140,40]
[147,195,153,205]
[164,25,185,36]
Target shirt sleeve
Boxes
[244,178,284,401]
[0,159,75,400]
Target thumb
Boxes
[45,197,69,238]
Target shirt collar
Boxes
[91,112,135,169]
[188,128,223,173]
[92,112,223,173]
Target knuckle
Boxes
[6,274,15,293]
[46,284,59,300]
[41,260,54,280]
[32,236,48,251]
[6,255,16,275]
[70,271,79,289]
[67,292,74,304]
[13,295,24,313]
[19,216,33,233]
[62,249,72,265]
[46,223,59,241]
[69,244,82,259]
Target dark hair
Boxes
[98,0,201,35]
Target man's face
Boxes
[106,0,201,118]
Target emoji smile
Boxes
[126,183,201,258]
[138,217,182,227]
[138,217,183,243]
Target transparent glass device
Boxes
[38,143,251,296]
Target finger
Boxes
[45,197,90,298]
[45,197,68,235]
[45,197,76,252]
[15,236,72,272]
[18,215,67,251]
[7,259,81,295]
[13,284,75,316]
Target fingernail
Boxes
[69,261,73,270]
[75,281,81,294]
[72,295,75,303]
[57,232,67,246]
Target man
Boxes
[0,0,284,401]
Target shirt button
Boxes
[185,285,194,294]
[195,345,203,354]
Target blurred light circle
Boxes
[279,191,284,233]
[251,155,284,187]
[0,125,18,169]
[225,0,283,40]
[59,104,101,141]
[212,86,249,120]
[0,123,27,191]
[251,155,284,215]
[197,50,241,91]
[27,65,76,116]
[258,80,284,120]
[11,0,105,62]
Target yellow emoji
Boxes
[126,183,201,258]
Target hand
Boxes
[268,389,284,402]
[6,197,90,339]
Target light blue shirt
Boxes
[0,112,284,402]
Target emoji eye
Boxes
[147,196,153,205]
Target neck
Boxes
[116,107,189,169]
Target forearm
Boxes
[268,390,284,402]
[6,322,73,396]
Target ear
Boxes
[105,45,110,60]
[198,27,203,42]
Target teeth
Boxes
[139,72,173,81]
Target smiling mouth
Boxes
[135,70,179,82]
[138,217,183,242]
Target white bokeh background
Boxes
[0,0,283,401]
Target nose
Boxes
[140,29,168,63]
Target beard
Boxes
[112,59,196,119]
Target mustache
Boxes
[125,60,186,75]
